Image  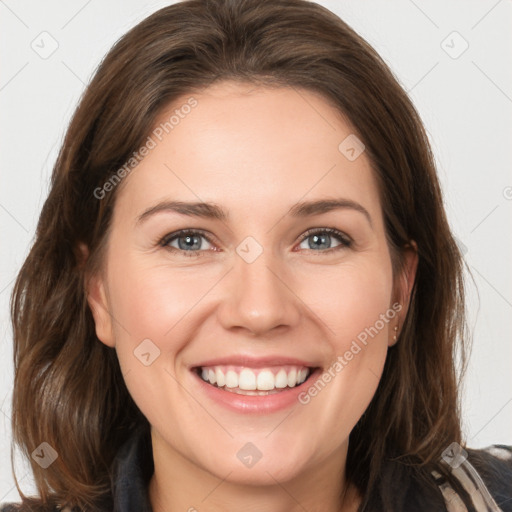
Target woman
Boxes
[3,0,511,511]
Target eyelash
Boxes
[158,228,352,258]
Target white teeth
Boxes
[298,368,308,384]
[287,368,297,387]
[256,370,275,391]
[215,368,225,387]
[238,368,256,390]
[198,365,311,391]
[225,370,238,388]
[275,369,288,388]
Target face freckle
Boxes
[87,80,410,490]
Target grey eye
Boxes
[298,231,346,251]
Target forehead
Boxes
[114,81,382,227]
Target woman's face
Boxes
[87,81,415,486]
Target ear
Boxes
[80,243,115,348]
[389,241,418,347]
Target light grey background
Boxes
[1,0,511,503]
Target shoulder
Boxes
[430,444,512,512]
[381,444,512,511]
[464,444,512,510]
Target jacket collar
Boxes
[111,423,154,512]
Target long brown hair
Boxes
[9,0,468,510]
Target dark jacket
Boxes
[2,424,511,511]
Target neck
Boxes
[148,429,360,512]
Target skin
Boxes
[86,81,417,512]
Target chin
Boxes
[191,433,319,486]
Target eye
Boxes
[159,227,352,258]
[160,229,215,257]
[297,228,352,253]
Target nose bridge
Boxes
[217,239,301,335]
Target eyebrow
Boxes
[136,198,373,227]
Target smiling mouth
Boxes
[194,365,316,396]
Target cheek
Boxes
[104,259,208,426]
[104,252,229,408]
[108,255,213,340]
[294,257,394,344]
[293,259,394,434]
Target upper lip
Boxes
[191,355,319,369]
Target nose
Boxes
[216,247,302,336]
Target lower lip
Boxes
[191,368,321,414]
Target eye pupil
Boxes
[178,234,202,250]
[310,233,331,250]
